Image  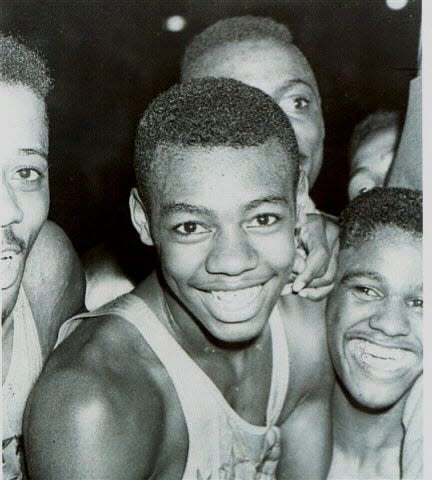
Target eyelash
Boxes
[172,213,282,238]
[352,285,380,299]
[247,213,281,228]
[15,166,47,184]
[173,221,209,236]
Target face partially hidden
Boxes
[327,227,422,410]
[131,140,304,343]
[187,40,324,187]
[1,84,49,321]
[348,126,399,200]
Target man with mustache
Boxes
[1,34,84,479]
[326,188,422,479]
[25,78,333,479]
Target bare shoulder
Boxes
[23,220,85,355]
[24,313,166,480]
[278,295,333,404]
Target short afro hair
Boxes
[0,33,52,100]
[134,77,299,209]
[349,110,402,168]
[182,16,294,80]
[339,187,422,250]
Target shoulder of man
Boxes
[23,220,85,357]
[24,311,166,480]
[278,294,334,408]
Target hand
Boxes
[282,214,339,301]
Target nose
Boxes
[205,228,258,276]
[1,180,23,228]
[369,298,410,337]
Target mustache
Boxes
[1,228,26,253]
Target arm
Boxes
[277,297,335,478]
[24,366,164,480]
[277,388,333,479]
[23,220,86,353]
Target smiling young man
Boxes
[326,188,423,479]
[25,78,333,479]
[1,35,84,478]
[84,16,338,311]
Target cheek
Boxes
[17,187,50,243]
[254,232,295,273]
[158,240,208,284]
[287,115,323,153]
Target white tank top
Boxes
[3,286,43,479]
[56,293,290,479]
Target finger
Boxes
[304,242,338,289]
[293,246,328,292]
[280,283,293,296]
[298,284,334,301]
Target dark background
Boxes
[1,0,421,256]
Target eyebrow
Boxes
[244,195,290,211]
[19,148,48,160]
[160,196,290,217]
[341,271,384,284]
[161,202,212,217]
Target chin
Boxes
[204,315,268,345]
[345,378,411,412]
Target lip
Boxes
[345,337,419,380]
[194,280,270,324]
[345,333,416,353]
[1,247,23,260]
[1,250,23,290]
[196,279,269,293]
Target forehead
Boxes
[0,83,48,164]
[150,141,296,213]
[338,227,422,287]
[194,39,318,99]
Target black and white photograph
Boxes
[1,1,425,478]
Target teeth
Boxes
[358,340,406,360]
[0,252,21,290]
[210,286,261,305]
[349,339,417,372]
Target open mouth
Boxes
[348,339,417,375]
[1,251,22,290]
[198,283,266,323]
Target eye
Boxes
[408,298,423,309]
[293,97,310,110]
[248,214,279,228]
[173,221,210,236]
[13,167,43,182]
[352,285,381,300]
[279,95,311,114]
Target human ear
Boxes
[129,188,153,246]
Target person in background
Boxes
[1,34,85,478]
[25,78,334,480]
[84,15,338,311]
[347,111,401,200]
[326,187,422,479]
[386,40,422,191]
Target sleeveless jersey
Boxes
[56,293,290,479]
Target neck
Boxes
[332,379,406,453]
